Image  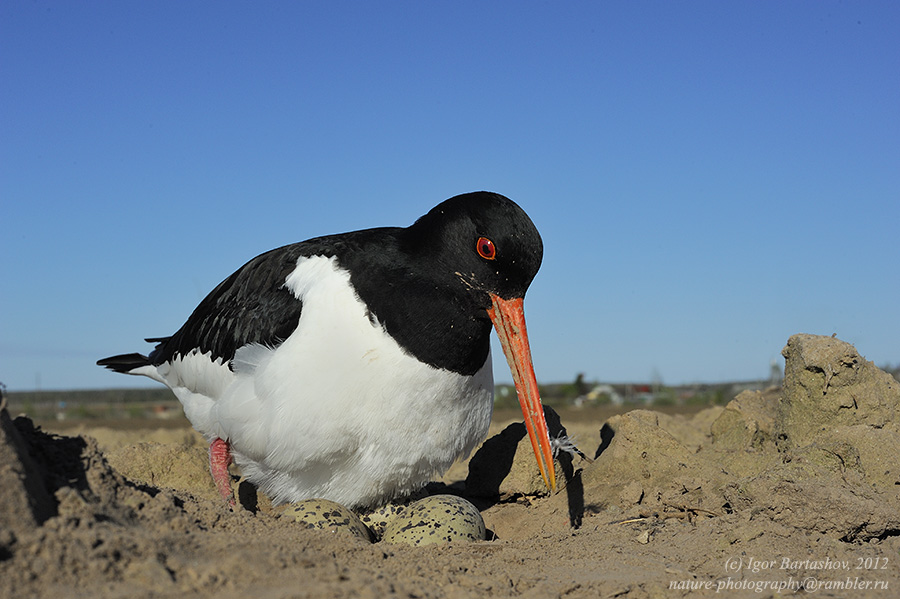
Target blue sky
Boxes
[2,2,898,391]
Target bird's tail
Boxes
[97,353,152,374]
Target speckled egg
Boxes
[358,501,408,540]
[281,498,373,542]
[357,488,429,540]
[381,494,486,546]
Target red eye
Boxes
[476,236,496,260]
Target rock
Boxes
[381,495,485,546]
[619,481,644,505]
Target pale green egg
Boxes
[381,494,485,546]
[281,498,373,542]
[358,501,408,539]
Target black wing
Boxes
[146,242,316,368]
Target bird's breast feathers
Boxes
[161,255,494,505]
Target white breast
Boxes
[159,255,494,508]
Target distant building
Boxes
[584,384,624,406]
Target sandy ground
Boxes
[2,334,899,598]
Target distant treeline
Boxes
[4,363,898,414]
[7,387,175,406]
[7,382,745,408]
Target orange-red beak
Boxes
[487,293,556,492]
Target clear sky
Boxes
[2,2,898,391]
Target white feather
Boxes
[551,434,579,458]
[140,255,494,508]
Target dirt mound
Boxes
[2,333,899,598]
[777,333,899,449]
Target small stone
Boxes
[619,481,644,505]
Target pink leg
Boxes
[209,437,235,506]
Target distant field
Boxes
[5,388,185,428]
[7,386,715,434]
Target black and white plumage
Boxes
[98,191,555,509]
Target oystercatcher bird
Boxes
[98,191,555,508]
